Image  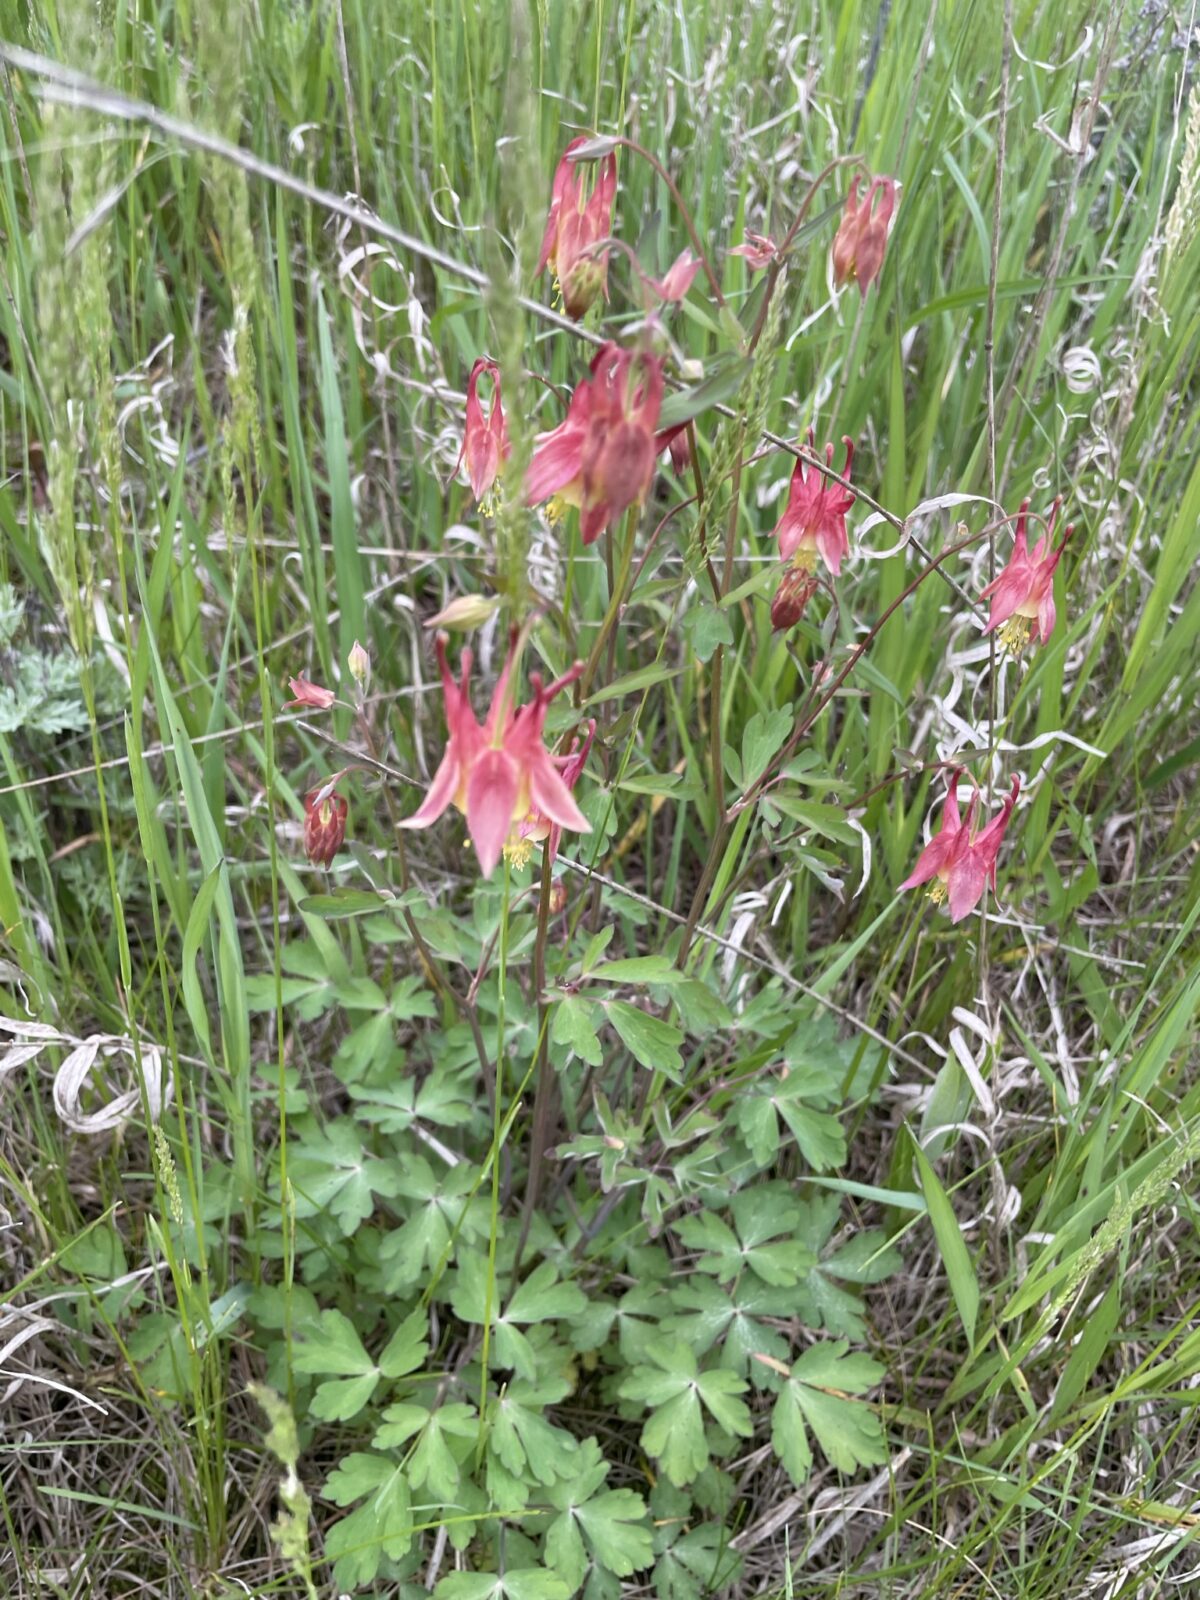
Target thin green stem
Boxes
[477,860,511,1446]
[579,508,638,699]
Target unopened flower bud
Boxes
[538,138,617,322]
[424,594,502,633]
[304,785,348,866]
[771,568,819,633]
[348,640,371,693]
[547,880,568,916]
[667,429,691,477]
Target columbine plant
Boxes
[263,126,1095,1598]
[771,433,855,577]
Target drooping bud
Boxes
[424,593,503,633]
[664,427,691,478]
[770,568,819,632]
[454,358,509,503]
[304,783,348,866]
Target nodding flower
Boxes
[526,343,666,544]
[831,175,897,297]
[537,137,618,320]
[455,357,509,505]
[981,497,1074,653]
[900,770,1021,923]
[401,631,591,878]
[304,779,348,867]
[771,433,856,577]
[285,675,336,711]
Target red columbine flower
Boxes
[900,770,1021,923]
[286,675,336,711]
[455,358,509,503]
[304,779,348,866]
[506,718,597,868]
[537,137,618,320]
[580,345,665,543]
[650,249,702,302]
[831,175,897,297]
[401,631,591,878]
[981,498,1073,653]
[526,343,665,544]
[771,433,855,577]
[525,375,593,520]
[729,231,779,271]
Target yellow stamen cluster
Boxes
[503,835,534,870]
[791,547,819,574]
[546,494,569,526]
[999,615,1032,654]
[927,880,948,905]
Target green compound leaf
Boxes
[770,1340,887,1484]
[551,994,604,1066]
[672,1184,816,1288]
[488,1378,579,1490]
[292,1309,380,1421]
[540,1439,653,1587]
[792,1194,902,1340]
[731,1064,847,1172]
[284,1118,402,1235]
[379,1308,430,1378]
[606,1000,684,1081]
[680,602,734,664]
[620,1341,751,1487]
[436,1572,570,1600]
[322,1453,412,1588]
[740,705,793,788]
[665,1276,793,1380]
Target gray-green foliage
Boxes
[0,584,90,736]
